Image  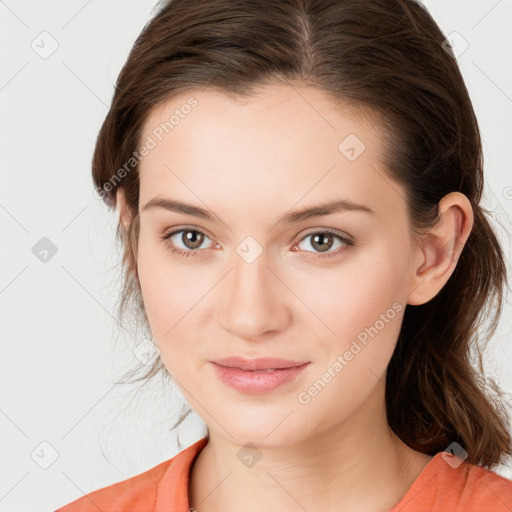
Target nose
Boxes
[218,249,291,341]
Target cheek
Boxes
[285,249,406,345]
[136,235,191,338]
[136,259,196,380]
[286,263,405,417]
[135,234,214,368]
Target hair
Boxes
[92,0,511,467]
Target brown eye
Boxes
[296,229,354,258]
[310,233,335,253]
[181,230,204,249]
[162,228,214,257]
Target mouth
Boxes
[211,356,310,371]
[210,358,311,394]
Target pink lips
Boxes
[210,357,310,394]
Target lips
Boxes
[210,358,311,394]
[211,356,309,371]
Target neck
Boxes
[189,383,432,512]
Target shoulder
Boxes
[54,437,208,512]
[456,459,512,511]
[54,459,170,512]
[398,452,512,512]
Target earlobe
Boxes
[406,192,474,306]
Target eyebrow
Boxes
[141,196,375,223]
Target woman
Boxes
[56,0,512,510]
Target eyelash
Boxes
[160,227,354,260]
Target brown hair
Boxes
[92,0,511,467]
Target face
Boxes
[129,83,419,448]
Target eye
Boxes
[161,227,216,258]
[161,226,354,260]
[294,229,354,258]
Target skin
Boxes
[116,82,474,512]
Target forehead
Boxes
[141,83,379,149]
[137,83,406,225]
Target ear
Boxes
[116,188,132,233]
[406,192,474,306]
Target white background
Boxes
[1,1,511,510]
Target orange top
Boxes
[55,437,512,511]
